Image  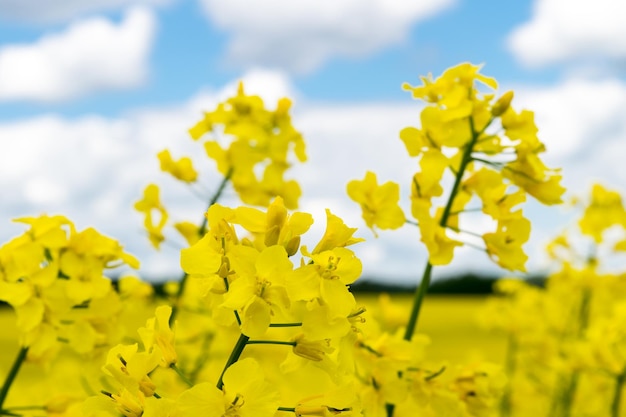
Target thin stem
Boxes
[556,289,592,417]
[612,369,626,417]
[472,157,505,168]
[199,168,234,236]
[4,406,45,411]
[359,343,383,357]
[424,366,446,381]
[277,407,296,413]
[170,168,233,325]
[500,336,517,417]
[405,219,419,227]
[269,322,302,328]
[217,333,249,390]
[0,347,29,410]
[246,340,296,346]
[169,364,193,387]
[403,115,484,342]
[502,165,543,184]
[446,225,484,239]
[450,207,483,215]
[233,310,242,326]
[461,240,488,253]
[403,263,433,341]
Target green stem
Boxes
[403,115,483,342]
[0,347,28,410]
[169,364,193,387]
[566,290,591,416]
[217,333,249,390]
[4,406,44,411]
[403,263,433,341]
[387,117,486,417]
[277,407,296,413]
[269,322,302,328]
[554,289,592,417]
[246,340,296,346]
[198,168,234,237]
[446,225,483,239]
[170,169,233,325]
[500,336,517,417]
[612,369,626,417]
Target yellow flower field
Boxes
[0,294,505,367]
[2,63,626,417]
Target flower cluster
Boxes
[349,63,565,271]
[135,82,306,250]
[0,63,584,417]
[0,215,140,360]
[481,183,626,417]
[189,82,306,209]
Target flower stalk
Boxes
[612,368,626,417]
[0,347,28,411]
[217,333,249,390]
[403,116,483,342]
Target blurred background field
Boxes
[356,293,506,364]
[0,292,506,375]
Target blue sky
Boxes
[1,0,625,283]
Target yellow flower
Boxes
[491,90,514,117]
[234,196,313,254]
[464,168,526,220]
[292,333,334,362]
[418,216,462,266]
[192,82,306,208]
[157,149,198,183]
[311,210,364,254]
[60,227,139,303]
[578,183,626,242]
[13,214,73,249]
[175,358,279,417]
[294,383,360,416]
[347,171,405,234]
[483,216,530,271]
[102,343,160,398]
[138,305,177,367]
[288,247,361,319]
[222,245,293,337]
[134,184,168,249]
[174,221,201,246]
[411,150,448,201]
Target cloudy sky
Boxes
[1,0,625,284]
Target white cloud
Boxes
[508,0,626,67]
[3,69,626,283]
[512,78,626,162]
[0,7,156,102]
[507,77,626,273]
[0,69,299,279]
[199,0,455,73]
[0,0,169,23]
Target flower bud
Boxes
[264,225,281,246]
[285,236,301,257]
[218,256,231,279]
[491,91,514,117]
[293,334,334,361]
